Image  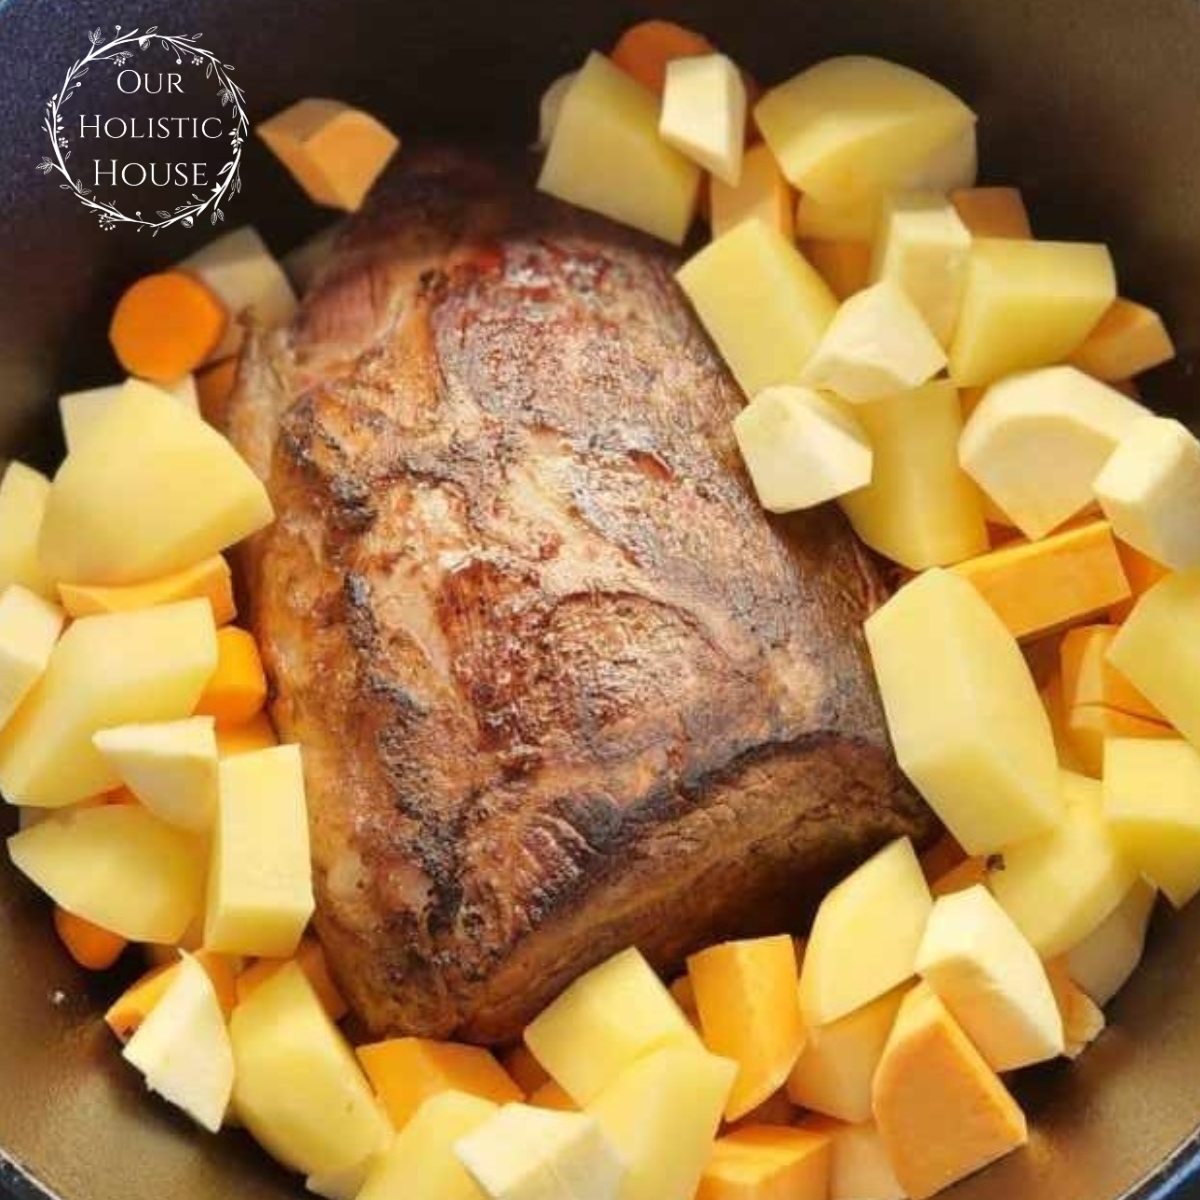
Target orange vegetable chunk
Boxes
[356,1037,523,1129]
[1065,703,1175,778]
[109,271,228,384]
[236,936,349,1022]
[215,712,277,758]
[688,934,806,1120]
[1068,298,1175,381]
[1110,541,1172,621]
[195,627,268,727]
[1060,624,1162,722]
[105,949,238,1041]
[529,1080,577,1111]
[696,1125,831,1200]
[58,555,235,626]
[54,906,127,970]
[611,20,716,94]
[800,240,872,301]
[950,187,1032,239]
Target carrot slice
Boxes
[54,906,128,970]
[194,626,268,726]
[611,20,716,94]
[109,271,228,383]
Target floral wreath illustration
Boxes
[38,25,246,234]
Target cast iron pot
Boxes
[2,0,1200,1197]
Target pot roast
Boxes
[225,149,933,1044]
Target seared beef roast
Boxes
[226,150,933,1043]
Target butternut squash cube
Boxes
[794,193,879,241]
[194,626,268,727]
[215,711,277,758]
[864,568,1060,853]
[1067,877,1157,1006]
[801,240,871,301]
[660,54,746,184]
[930,855,991,898]
[59,554,236,626]
[710,143,794,240]
[0,462,56,600]
[106,949,238,1041]
[950,187,1032,240]
[1066,703,1175,779]
[0,585,63,730]
[1110,541,1170,623]
[1061,624,1162,722]
[696,1125,831,1200]
[1068,298,1175,382]
[502,1044,550,1096]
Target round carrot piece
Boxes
[108,270,228,383]
[610,19,716,95]
[54,906,128,970]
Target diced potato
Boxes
[1068,298,1175,382]
[1066,703,1175,779]
[0,462,56,600]
[676,219,837,396]
[696,1126,831,1200]
[1045,959,1106,1059]
[58,554,236,626]
[93,716,218,833]
[524,947,698,1106]
[39,383,274,586]
[1095,418,1200,571]
[1067,878,1157,1006]
[801,241,872,301]
[786,984,907,1122]
[953,521,1132,641]
[455,1103,624,1200]
[733,387,872,512]
[205,744,314,957]
[840,381,987,569]
[122,953,234,1132]
[232,962,389,1174]
[257,99,400,212]
[710,143,794,239]
[0,585,63,730]
[916,885,1064,1070]
[904,124,978,191]
[59,378,200,453]
[872,982,1027,1200]
[536,72,577,150]
[182,227,298,362]
[754,57,975,205]
[800,280,946,401]
[1061,625,1162,723]
[306,1157,378,1200]
[356,1038,522,1129]
[236,935,348,1022]
[863,568,1060,852]
[950,188,1032,240]
[538,53,701,244]
[0,600,217,807]
[7,804,204,942]
[990,771,1137,958]
[819,1121,907,1200]
[1104,737,1200,907]
[659,54,746,184]
[871,191,971,347]
[798,839,931,1026]
[358,1091,498,1200]
[587,1044,735,1200]
[1109,571,1200,748]
[687,935,805,1120]
[794,193,879,242]
[949,240,1116,387]
[959,366,1150,541]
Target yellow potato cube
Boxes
[538,53,701,245]
[536,72,577,150]
[257,98,399,212]
[59,377,199,453]
[358,1091,499,1200]
[1066,877,1156,1006]
[800,280,946,401]
[1095,417,1200,570]
[863,568,1060,852]
[39,382,274,586]
[799,839,932,1026]
[949,239,1116,386]
[809,1119,907,1200]
[904,125,978,192]
[1104,737,1200,907]
[754,56,974,205]
[697,1126,831,1200]
[231,961,390,1176]
[7,804,204,942]
[659,54,746,184]
[676,218,837,397]
[524,947,698,1106]
[959,366,1150,541]
[1045,959,1107,1059]
[1068,298,1175,382]
[733,387,872,512]
[786,984,908,1122]
[870,191,972,347]
[840,381,988,569]
[1109,570,1200,748]
[0,462,55,600]
[587,1044,736,1200]
[0,599,217,807]
[990,771,1137,958]
[794,193,879,242]
[709,143,794,240]
[0,585,64,730]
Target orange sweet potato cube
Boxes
[194,626,268,726]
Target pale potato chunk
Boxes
[800,280,946,402]
[840,381,987,569]
[733,387,872,512]
[676,218,837,396]
[1095,417,1200,570]
[754,57,975,205]
[7,804,204,942]
[1104,737,1200,907]
[0,462,55,600]
[0,585,64,730]
[799,839,932,1025]
[821,1121,907,1200]
[659,54,746,184]
[863,568,1060,853]
[59,377,199,453]
[794,193,879,242]
[0,600,217,807]
[949,239,1116,386]
[990,771,1137,958]
[1067,878,1156,1006]
[539,53,701,244]
[959,366,1151,541]
[903,125,978,192]
[536,72,577,150]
